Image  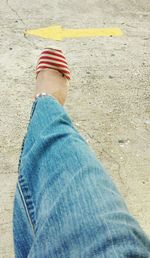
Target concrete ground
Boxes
[0,0,150,257]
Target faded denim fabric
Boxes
[13,95,150,258]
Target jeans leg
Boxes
[13,95,150,258]
[13,185,34,258]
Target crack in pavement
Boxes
[23,32,38,49]
[6,0,38,48]
[6,0,25,26]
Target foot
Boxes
[35,68,69,105]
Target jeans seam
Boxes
[18,95,63,175]
[18,175,36,235]
[17,182,35,236]
[18,99,38,175]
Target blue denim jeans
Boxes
[13,95,150,258]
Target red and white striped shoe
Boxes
[36,47,71,80]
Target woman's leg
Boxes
[13,69,150,258]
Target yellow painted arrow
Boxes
[26,25,123,41]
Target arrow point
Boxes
[26,25,63,40]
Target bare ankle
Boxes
[35,69,69,105]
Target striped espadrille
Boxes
[36,48,71,80]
